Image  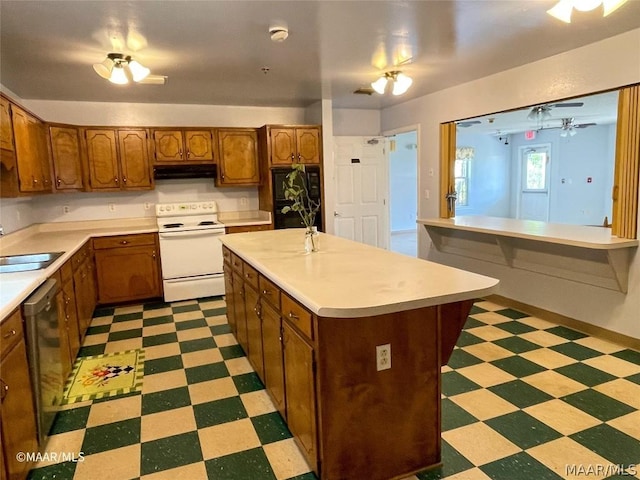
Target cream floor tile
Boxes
[442,423,520,466]
[225,357,253,376]
[441,365,454,373]
[89,316,113,327]
[143,342,182,360]
[607,410,640,440]
[461,342,514,362]
[103,337,143,354]
[520,348,577,369]
[263,438,312,480]
[518,316,557,330]
[173,311,205,322]
[574,336,625,354]
[73,444,141,480]
[113,304,144,314]
[176,326,212,342]
[142,307,173,319]
[206,315,228,326]
[523,370,588,398]
[583,355,640,377]
[140,405,197,442]
[142,323,177,337]
[82,333,109,346]
[465,325,512,342]
[527,437,611,480]
[241,390,277,417]
[470,311,512,325]
[197,418,261,460]
[519,330,568,347]
[140,461,208,480]
[456,363,516,388]
[200,299,226,309]
[109,319,144,332]
[215,333,239,347]
[86,395,142,428]
[523,399,601,436]
[171,299,198,307]
[58,400,93,411]
[142,369,188,394]
[472,300,505,312]
[594,379,640,409]
[450,389,518,420]
[35,429,85,467]
[182,348,223,368]
[446,468,492,480]
[188,376,238,405]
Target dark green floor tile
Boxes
[489,380,553,408]
[185,361,230,384]
[495,321,537,335]
[145,354,184,375]
[447,349,484,369]
[233,372,265,394]
[491,356,546,378]
[193,396,248,428]
[220,344,246,360]
[485,410,562,449]
[141,431,203,476]
[494,336,541,354]
[176,318,209,331]
[545,326,587,340]
[205,447,276,480]
[93,390,141,404]
[562,389,635,421]
[108,328,143,342]
[93,306,115,317]
[144,301,171,311]
[464,316,485,329]
[454,331,485,347]
[27,461,77,480]
[180,337,217,353]
[251,412,293,444]
[441,398,478,431]
[570,424,640,465]
[142,386,192,415]
[203,307,227,317]
[612,348,640,365]
[416,440,474,479]
[550,342,601,360]
[480,452,563,480]
[143,332,179,347]
[555,363,617,387]
[143,315,174,327]
[77,344,106,357]
[113,312,143,322]
[211,324,232,335]
[495,308,529,320]
[49,405,91,434]
[85,324,111,336]
[469,305,488,315]
[441,371,482,397]
[172,303,201,313]
[199,295,224,303]
[626,372,640,384]
[81,417,141,455]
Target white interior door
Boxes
[333,137,387,248]
[518,145,551,221]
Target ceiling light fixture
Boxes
[560,118,578,137]
[269,26,289,42]
[547,0,627,23]
[93,53,150,84]
[371,71,413,96]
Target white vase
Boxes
[304,226,319,253]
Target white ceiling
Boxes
[1,1,639,110]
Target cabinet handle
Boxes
[290,153,295,161]
[179,149,183,158]
[0,379,8,401]
[152,251,156,259]
[2,329,16,339]
[245,273,252,279]
[122,177,127,183]
[56,177,62,186]
[297,153,302,162]
[32,176,39,185]
[114,177,119,184]
[288,311,299,320]
[120,240,129,245]
[43,177,50,185]
[262,289,271,296]
[187,150,191,159]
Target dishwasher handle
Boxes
[22,279,59,317]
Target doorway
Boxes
[518,144,551,221]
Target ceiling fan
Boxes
[457,120,481,128]
[527,101,585,122]
[540,117,596,136]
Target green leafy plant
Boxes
[281,163,321,229]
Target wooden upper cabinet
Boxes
[296,128,321,164]
[216,128,260,186]
[152,129,213,163]
[0,97,14,152]
[270,128,296,165]
[50,125,83,191]
[11,105,51,193]
[153,130,183,162]
[268,126,321,166]
[185,130,214,161]
[85,129,119,190]
[118,129,152,189]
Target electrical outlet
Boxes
[240,197,248,206]
[108,203,116,212]
[376,343,391,371]
[428,168,434,177]
[63,205,70,214]
[425,189,430,199]
[144,202,152,210]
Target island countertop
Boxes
[220,229,499,318]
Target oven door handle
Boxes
[159,230,225,239]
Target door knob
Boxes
[334,211,341,217]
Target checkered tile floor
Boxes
[27,297,640,480]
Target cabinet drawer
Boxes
[282,293,313,340]
[259,275,281,310]
[71,243,89,270]
[222,245,232,265]
[93,233,156,250]
[231,253,243,274]
[1,308,23,357]
[243,263,259,290]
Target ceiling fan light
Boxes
[569,128,577,136]
[392,73,413,95]
[93,57,114,80]
[109,63,129,84]
[547,0,575,22]
[128,59,150,82]
[560,130,568,137]
[602,0,627,15]
[371,76,388,95]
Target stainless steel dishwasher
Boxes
[23,278,62,446]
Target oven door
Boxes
[158,229,224,280]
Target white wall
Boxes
[389,131,418,231]
[380,28,640,339]
[332,109,381,136]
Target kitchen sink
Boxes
[0,252,64,273]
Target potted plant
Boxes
[281,163,321,252]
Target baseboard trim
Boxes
[487,294,640,351]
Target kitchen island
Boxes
[220,229,498,480]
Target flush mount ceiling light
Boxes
[547,0,627,23]
[93,53,150,84]
[371,71,413,96]
[269,25,289,42]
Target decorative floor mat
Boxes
[62,349,144,404]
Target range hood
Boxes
[153,164,217,179]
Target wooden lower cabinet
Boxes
[232,272,248,352]
[223,263,236,336]
[244,284,264,380]
[73,253,97,337]
[261,301,285,416]
[57,273,81,378]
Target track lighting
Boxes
[371,71,413,96]
[547,0,627,23]
[93,53,150,84]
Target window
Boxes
[523,149,548,191]
[454,158,470,206]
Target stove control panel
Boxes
[156,201,218,216]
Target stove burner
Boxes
[198,221,217,226]
[163,223,184,229]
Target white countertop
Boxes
[218,210,271,227]
[418,216,639,250]
[221,229,499,318]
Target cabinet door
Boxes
[0,97,14,152]
[232,272,248,353]
[11,106,47,192]
[296,128,321,164]
[244,284,264,380]
[118,129,152,189]
[262,300,285,416]
[95,245,161,304]
[74,262,92,336]
[56,290,74,380]
[217,129,259,185]
[270,128,296,165]
[50,126,83,191]
[153,130,184,162]
[184,130,214,162]
[283,321,317,469]
[85,129,120,190]
[62,279,81,361]
[224,263,236,335]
